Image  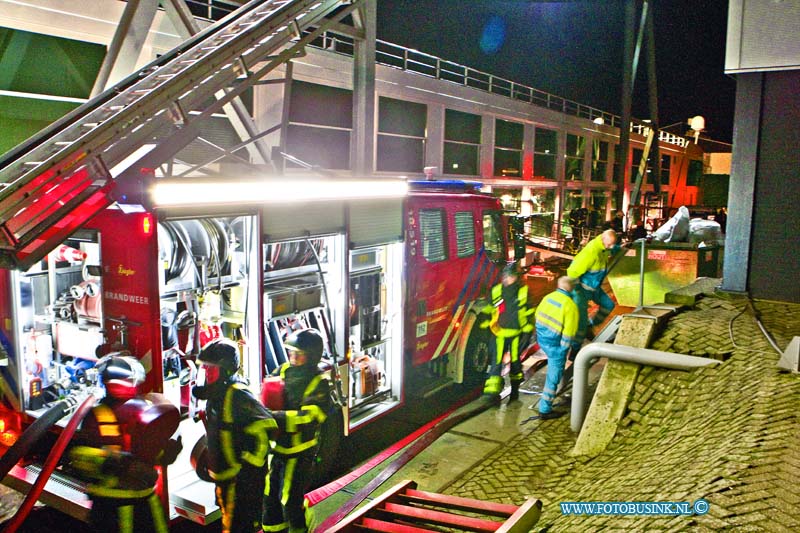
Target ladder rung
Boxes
[401,489,519,517]
[380,503,502,532]
[357,517,434,533]
[54,141,73,146]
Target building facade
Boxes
[0,0,704,241]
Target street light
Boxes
[688,115,705,144]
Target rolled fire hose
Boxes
[2,394,97,533]
[0,396,77,481]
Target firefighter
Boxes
[480,262,534,403]
[69,355,182,533]
[193,338,277,533]
[262,328,332,533]
[567,229,619,350]
[535,276,579,418]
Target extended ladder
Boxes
[326,480,542,533]
[0,0,363,269]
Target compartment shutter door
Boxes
[262,202,345,241]
[349,198,403,248]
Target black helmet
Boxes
[284,329,324,366]
[502,262,519,278]
[197,339,240,375]
[97,354,146,401]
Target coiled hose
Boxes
[0,396,77,481]
[1,394,97,533]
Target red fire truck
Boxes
[0,174,510,524]
[0,0,519,525]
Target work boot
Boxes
[539,410,566,420]
[483,392,501,406]
[508,380,521,402]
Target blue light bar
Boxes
[408,179,483,191]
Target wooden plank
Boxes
[380,502,501,532]
[495,498,542,533]
[400,489,518,517]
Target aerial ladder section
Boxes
[326,480,542,533]
[0,0,364,270]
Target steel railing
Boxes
[185,1,691,148]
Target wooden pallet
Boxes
[324,480,542,533]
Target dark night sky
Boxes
[376,0,735,143]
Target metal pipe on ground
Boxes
[571,342,721,433]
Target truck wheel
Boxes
[462,313,491,382]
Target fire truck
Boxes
[0,0,515,526]
[0,175,508,524]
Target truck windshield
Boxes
[482,211,505,262]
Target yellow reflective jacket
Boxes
[535,288,579,354]
[481,282,534,336]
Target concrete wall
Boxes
[749,70,800,302]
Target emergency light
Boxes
[150,178,408,207]
[142,213,153,235]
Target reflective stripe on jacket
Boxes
[209,382,277,482]
[271,364,332,457]
[535,288,579,355]
[482,282,534,336]
[567,235,611,292]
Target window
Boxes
[630,148,644,183]
[591,139,609,182]
[454,212,476,258]
[561,189,583,238]
[534,128,557,180]
[589,190,609,229]
[494,119,524,177]
[287,81,352,170]
[482,212,505,262]
[687,159,703,186]
[660,154,672,185]
[377,97,427,173]
[527,189,556,238]
[419,209,448,262]
[444,109,481,175]
[613,144,623,183]
[566,133,585,181]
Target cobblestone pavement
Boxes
[446,296,800,532]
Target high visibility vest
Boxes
[535,288,579,353]
[567,235,611,292]
[482,283,534,336]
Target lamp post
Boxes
[689,115,705,144]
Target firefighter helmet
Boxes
[502,262,520,278]
[197,338,240,375]
[97,354,146,401]
[284,329,324,367]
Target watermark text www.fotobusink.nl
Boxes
[560,499,710,516]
